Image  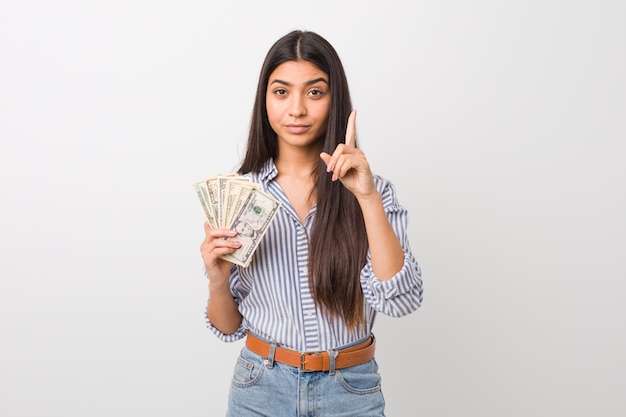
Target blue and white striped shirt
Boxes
[204,159,423,351]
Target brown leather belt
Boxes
[246,333,376,372]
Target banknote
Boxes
[193,180,218,228]
[223,179,258,229]
[220,188,281,267]
[194,173,280,267]
[205,176,221,227]
[196,173,245,228]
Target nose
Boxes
[288,95,306,118]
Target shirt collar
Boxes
[259,159,278,184]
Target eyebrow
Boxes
[270,77,329,86]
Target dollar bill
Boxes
[224,179,258,229]
[220,188,281,267]
[193,180,218,228]
[205,177,221,227]
[194,173,281,267]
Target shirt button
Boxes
[300,267,308,275]
[306,310,314,316]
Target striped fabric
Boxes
[204,159,423,351]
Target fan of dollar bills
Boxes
[193,173,281,267]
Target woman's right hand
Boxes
[200,222,241,286]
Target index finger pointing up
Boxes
[344,109,357,147]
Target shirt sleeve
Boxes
[360,177,424,317]
[203,265,248,342]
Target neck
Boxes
[274,147,320,178]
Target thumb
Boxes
[319,152,331,167]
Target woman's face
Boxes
[266,60,331,152]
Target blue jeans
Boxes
[226,343,386,416]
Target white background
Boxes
[1,1,624,416]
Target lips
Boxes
[285,124,310,134]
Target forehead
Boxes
[268,60,328,84]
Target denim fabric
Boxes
[226,346,386,417]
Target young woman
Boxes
[200,30,423,416]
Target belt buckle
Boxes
[299,351,314,372]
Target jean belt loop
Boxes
[328,349,338,375]
[266,343,276,368]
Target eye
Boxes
[273,88,288,96]
[308,88,325,98]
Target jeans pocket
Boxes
[231,349,266,388]
[336,359,382,395]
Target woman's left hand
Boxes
[320,110,377,199]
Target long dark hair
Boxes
[238,30,368,328]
